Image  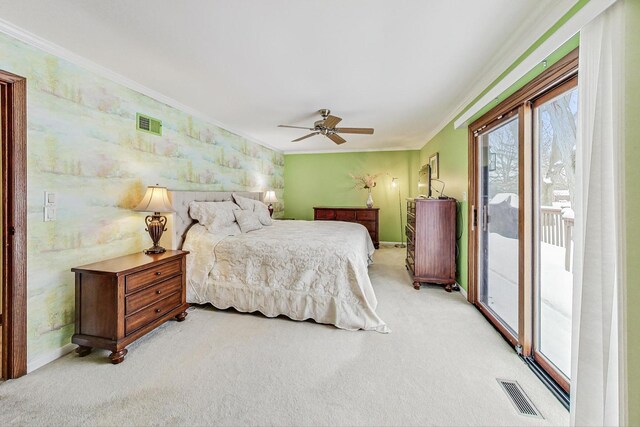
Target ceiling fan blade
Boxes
[292,132,319,142]
[278,125,315,130]
[334,127,374,135]
[323,115,342,129]
[327,133,346,145]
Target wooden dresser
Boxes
[71,250,189,364]
[314,207,379,249]
[406,198,456,291]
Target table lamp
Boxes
[264,191,278,217]
[134,185,174,254]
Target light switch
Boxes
[44,206,56,222]
[45,191,56,206]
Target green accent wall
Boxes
[419,124,469,289]
[284,151,420,242]
[625,1,640,424]
[0,32,284,367]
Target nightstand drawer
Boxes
[125,291,182,336]
[125,259,181,294]
[125,275,182,315]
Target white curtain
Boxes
[571,1,626,425]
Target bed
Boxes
[167,191,389,333]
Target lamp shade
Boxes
[263,190,278,204]
[134,185,174,213]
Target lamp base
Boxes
[144,245,166,254]
[268,204,274,217]
[143,213,167,255]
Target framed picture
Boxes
[429,152,439,179]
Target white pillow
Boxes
[234,209,263,233]
[232,193,272,226]
[188,201,241,235]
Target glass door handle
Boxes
[482,206,488,232]
[471,205,476,231]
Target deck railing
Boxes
[540,206,574,272]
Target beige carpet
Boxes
[0,246,568,426]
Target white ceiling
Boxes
[0,0,575,153]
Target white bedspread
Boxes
[183,220,389,333]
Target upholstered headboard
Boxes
[165,191,263,250]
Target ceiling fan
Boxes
[278,109,374,145]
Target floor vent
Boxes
[497,379,543,418]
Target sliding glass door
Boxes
[468,49,579,399]
[477,115,520,340]
[532,77,578,392]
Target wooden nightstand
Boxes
[71,250,189,364]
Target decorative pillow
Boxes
[232,193,272,226]
[234,209,263,233]
[188,201,241,235]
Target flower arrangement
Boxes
[350,173,380,192]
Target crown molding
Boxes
[454,0,617,129]
[421,0,577,148]
[284,146,420,155]
[0,18,282,153]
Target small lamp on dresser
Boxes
[134,185,175,254]
[264,190,278,217]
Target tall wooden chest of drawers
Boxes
[313,206,379,248]
[71,250,189,364]
[406,198,456,291]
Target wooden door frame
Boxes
[1,69,27,379]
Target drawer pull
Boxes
[155,308,161,313]
[156,290,162,294]
[155,271,162,276]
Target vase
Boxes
[366,191,374,208]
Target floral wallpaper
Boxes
[0,32,285,365]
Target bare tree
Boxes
[482,89,577,206]
[487,119,519,198]
[539,91,578,206]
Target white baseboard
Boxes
[380,241,404,245]
[27,342,76,373]
[457,282,468,299]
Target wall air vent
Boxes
[136,113,162,136]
